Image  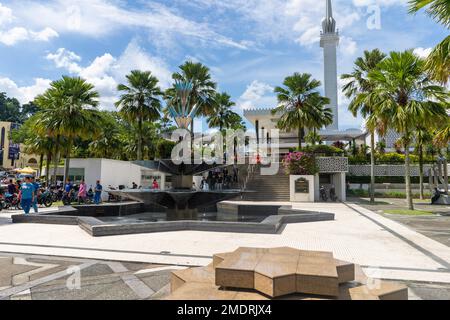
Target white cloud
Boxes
[413,47,432,59]
[237,80,276,111]
[45,41,173,109]
[0,77,51,104]
[8,0,247,50]
[340,36,358,56]
[46,48,82,73]
[0,3,13,26]
[0,3,58,46]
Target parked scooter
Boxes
[3,193,22,210]
[37,188,53,208]
[320,186,328,202]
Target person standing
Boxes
[31,177,40,213]
[78,180,87,204]
[20,177,35,215]
[94,180,103,205]
[152,179,159,190]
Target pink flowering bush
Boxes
[282,152,318,175]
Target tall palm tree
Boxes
[207,92,238,134]
[35,76,101,182]
[167,61,217,130]
[116,70,163,161]
[365,51,448,210]
[342,49,387,203]
[409,0,450,28]
[88,112,123,159]
[414,126,434,199]
[272,73,333,149]
[434,117,450,147]
[409,0,450,84]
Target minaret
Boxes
[320,0,339,131]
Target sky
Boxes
[0,0,447,132]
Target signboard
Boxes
[8,144,20,160]
[295,178,309,194]
[8,123,20,160]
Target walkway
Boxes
[0,203,449,284]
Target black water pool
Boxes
[98,212,268,224]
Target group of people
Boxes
[200,166,239,191]
[63,179,104,206]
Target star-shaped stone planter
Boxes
[167,247,408,300]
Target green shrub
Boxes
[347,176,423,184]
[376,152,421,164]
[348,155,370,165]
[300,145,344,156]
[347,189,432,199]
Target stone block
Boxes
[296,254,339,297]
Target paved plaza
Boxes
[1,202,450,300]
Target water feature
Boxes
[109,160,244,221]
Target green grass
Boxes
[384,209,434,216]
[348,189,432,199]
[52,201,64,207]
[350,198,391,205]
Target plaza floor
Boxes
[1,202,450,300]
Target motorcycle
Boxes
[37,189,53,208]
[3,193,22,210]
[62,189,78,205]
[320,186,328,202]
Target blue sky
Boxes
[0,0,447,131]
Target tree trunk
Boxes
[45,153,51,185]
[64,139,73,183]
[137,118,143,161]
[52,136,60,185]
[38,154,44,178]
[419,144,424,200]
[405,142,414,210]
[370,130,376,204]
[298,127,303,150]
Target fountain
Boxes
[109,160,244,221]
[109,81,243,220]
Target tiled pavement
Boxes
[1,202,450,299]
[0,253,183,300]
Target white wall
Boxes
[290,175,316,202]
[99,159,142,190]
[70,159,170,200]
[70,159,102,191]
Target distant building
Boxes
[0,121,39,171]
[243,0,366,152]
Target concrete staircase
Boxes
[242,165,290,202]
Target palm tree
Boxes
[168,61,217,130]
[10,115,54,183]
[409,0,450,84]
[365,51,448,210]
[207,92,238,134]
[342,49,387,204]
[409,0,450,28]
[414,126,434,199]
[272,73,333,149]
[35,76,101,182]
[116,70,163,161]
[89,112,123,159]
[434,118,450,147]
